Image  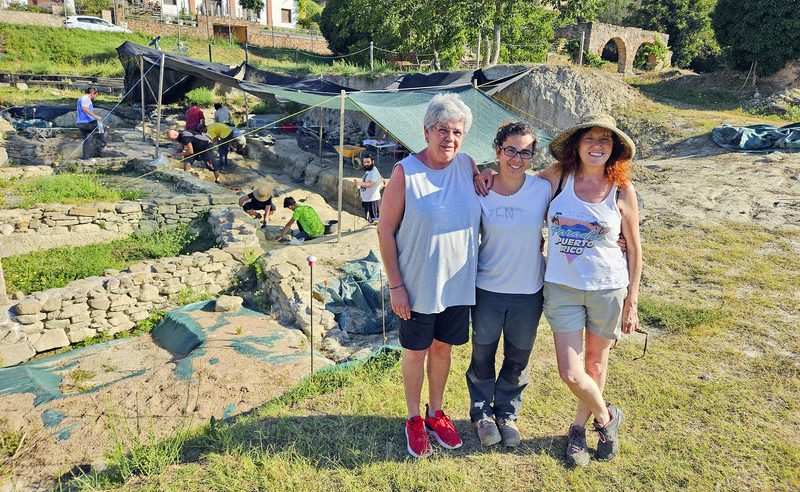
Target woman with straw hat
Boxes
[238,184,275,229]
[538,113,642,467]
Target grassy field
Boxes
[0,24,391,78]
[58,221,799,491]
[0,174,141,208]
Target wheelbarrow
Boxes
[334,145,365,169]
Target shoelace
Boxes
[569,428,587,452]
[595,425,610,443]
[431,413,456,432]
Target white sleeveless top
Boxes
[395,153,481,314]
[476,174,550,294]
[544,174,629,290]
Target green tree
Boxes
[713,0,800,75]
[239,0,264,17]
[627,0,718,69]
[596,0,640,25]
[297,0,322,30]
[548,0,609,25]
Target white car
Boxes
[64,16,132,33]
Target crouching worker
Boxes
[165,129,220,184]
[277,197,324,241]
[239,185,276,229]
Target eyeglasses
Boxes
[611,327,649,360]
[433,126,464,140]
[499,145,534,160]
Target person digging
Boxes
[239,185,276,229]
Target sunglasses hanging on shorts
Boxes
[611,327,649,360]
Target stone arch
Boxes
[633,42,658,70]
[599,37,627,73]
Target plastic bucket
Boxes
[324,220,339,235]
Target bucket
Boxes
[324,220,339,235]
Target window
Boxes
[281,8,291,23]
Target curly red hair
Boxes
[557,127,632,188]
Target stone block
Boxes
[33,329,69,352]
[88,297,111,310]
[128,263,151,273]
[21,322,44,335]
[130,310,151,322]
[200,263,222,273]
[116,202,142,214]
[14,297,43,315]
[0,224,14,235]
[214,295,242,312]
[70,312,91,324]
[45,319,71,330]
[67,327,95,344]
[68,206,99,217]
[107,314,130,327]
[39,295,62,312]
[0,340,35,367]
[14,313,46,324]
[138,284,160,302]
[58,303,88,319]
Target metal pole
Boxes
[578,32,585,66]
[307,255,316,373]
[204,0,212,62]
[380,267,386,349]
[244,32,250,128]
[337,90,345,243]
[139,55,146,142]
[154,53,165,158]
[369,41,374,71]
[318,106,323,163]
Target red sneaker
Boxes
[405,416,432,458]
[424,404,463,449]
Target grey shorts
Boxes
[543,282,627,340]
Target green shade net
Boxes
[349,86,521,165]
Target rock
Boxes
[67,206,99,217]
[58,303,87,319]
[88,297,111,310]
[214,295,243,312]
[0,340,35,367]
[115,202,142,214]
[14,313,46,324]
[14,297,43,315]
[32,329,70,352]
[0,224,14,235]
[73,223,102,233]
[15,82,28,91]
[138,284,160,302]
[0,147,7,168]
[39,295,62,312]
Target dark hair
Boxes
[283,197,297,208]
[493,120,536,151]
[86,86,98,94]
[362,152,374,162]
[557,127,631,188]
[214,102,222,110]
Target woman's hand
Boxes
[473,168,495,196]
[617,233,627,254]
[390,285,411,321]
[621,297,638,334]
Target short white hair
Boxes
[423,93,472,134]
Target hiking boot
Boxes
[566,424,590,467]
[594,403,624,461]
[424,404,462,449]
[497,417,521,447]
[474,417,502,447]
[405,416,432,458]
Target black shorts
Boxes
[243,200,276,213]
[399,305,470,351]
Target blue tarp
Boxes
[712,122,800,152]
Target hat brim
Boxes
[548,122,636,162]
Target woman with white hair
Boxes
[378,93,481,458]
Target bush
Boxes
[184,87,214,107]
[583,50,606,68]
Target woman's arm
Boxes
[537,164,562,199]
[618,184,643,334]
[376,164,410,320]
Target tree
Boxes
[596,0,641,25]
[627,0,718,69]
[297,0,323,30]
[239,0,264,19]
[548,0,609,25]
[713,0,800,76]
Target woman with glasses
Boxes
[466,121,551,448]
[378,93,482,458]
[539,114,642,467]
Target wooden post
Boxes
[204,1,212,62]
[578,31,585,66]
[476,32,481,68]
[337,90,345,243]
[139,55,146,142]
[154,53,165,158]
[370,41,374,71]
[318,106,323,164]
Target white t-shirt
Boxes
[476,174,551,294]
[214,108,231,123]
[359,167,382,202]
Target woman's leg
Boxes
[466,289,503,422]
[574,330,614,426]
[553,330,611,425]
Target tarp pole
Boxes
[139,55,146,142]
[337,90,345,243]
[318,106,323,163]
[204,1,212,62]
[154,53,165,158]
[244,32,250,128]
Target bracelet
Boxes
[389,284,404,290]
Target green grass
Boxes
[3,224,204,294]
[0,174,141,209]
[57,221,800,491]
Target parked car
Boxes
[64,16,132,33]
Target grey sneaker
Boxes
[474,417,502,447]
[566,424,590,467]
[594,403,624,460]
[497,417,521,447]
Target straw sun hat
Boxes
[253,185,273,202]
[548,113,636,162]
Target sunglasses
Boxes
[611,327,649,360]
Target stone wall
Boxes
[0,10,62,27]
[0,248,240,366]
